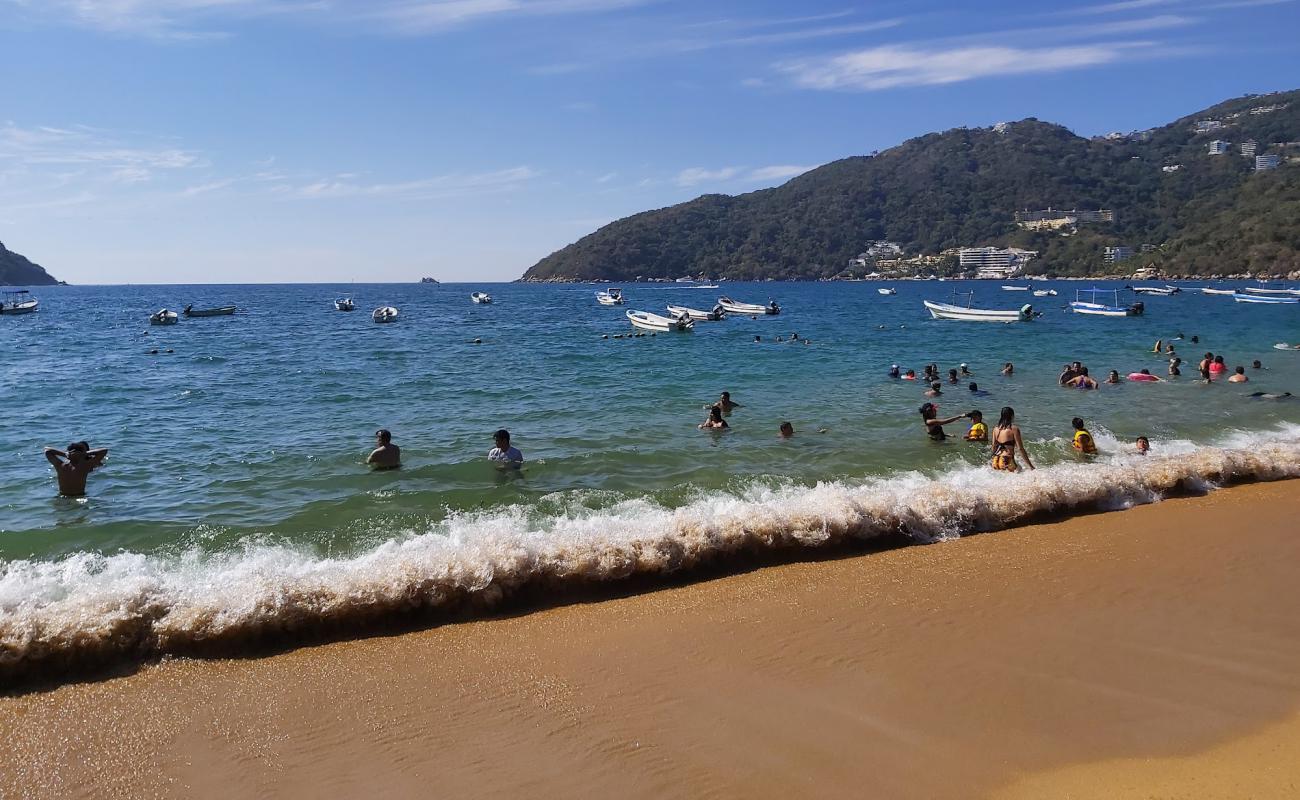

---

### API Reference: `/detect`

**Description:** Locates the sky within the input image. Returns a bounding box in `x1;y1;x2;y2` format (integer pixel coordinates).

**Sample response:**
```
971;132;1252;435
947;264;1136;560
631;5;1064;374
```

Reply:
1;0;1297;284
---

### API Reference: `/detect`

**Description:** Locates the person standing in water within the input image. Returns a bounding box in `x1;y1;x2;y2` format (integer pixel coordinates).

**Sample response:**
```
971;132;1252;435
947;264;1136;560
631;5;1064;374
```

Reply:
366;429;401;470
44;441;109;497
919;403;966;441
990;407;1035;472
488;429;524;466
716;392;741;413
699;406;729;430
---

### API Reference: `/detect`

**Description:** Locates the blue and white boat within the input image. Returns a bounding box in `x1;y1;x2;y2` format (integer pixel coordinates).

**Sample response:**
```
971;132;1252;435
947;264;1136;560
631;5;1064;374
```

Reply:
1233;292;1298;304
1070;288;1144;317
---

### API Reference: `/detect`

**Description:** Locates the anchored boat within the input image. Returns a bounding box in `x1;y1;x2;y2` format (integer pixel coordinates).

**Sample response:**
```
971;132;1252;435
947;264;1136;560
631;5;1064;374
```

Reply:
666;304;724;321
877;288;897;296
596;288;626;306
470;291;493;304
718;296;780;315
334;297;355;311
149;308;179;325
1070;288;1144;317
0;289;39;314
372;306;399;323
627;310;693;332
1233;293;1298;304
923;292;1033;323
183;304;236;317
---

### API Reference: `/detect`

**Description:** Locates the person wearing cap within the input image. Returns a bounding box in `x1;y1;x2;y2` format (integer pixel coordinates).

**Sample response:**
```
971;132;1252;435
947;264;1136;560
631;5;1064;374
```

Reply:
960;363;972;376
43;441;109;497
888;364;901;378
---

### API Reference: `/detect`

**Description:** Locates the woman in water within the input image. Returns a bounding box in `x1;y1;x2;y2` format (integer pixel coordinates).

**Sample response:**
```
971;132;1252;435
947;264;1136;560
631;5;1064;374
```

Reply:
699;405;729;430
1210;355;1227;378
919;402;967;441
990;407;1035;472
1001;362;1014;376
1105;370;1122;384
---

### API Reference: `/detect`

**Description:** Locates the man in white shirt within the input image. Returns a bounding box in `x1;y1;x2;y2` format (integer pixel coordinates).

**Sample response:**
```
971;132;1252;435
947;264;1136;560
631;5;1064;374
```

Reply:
488;429;523;468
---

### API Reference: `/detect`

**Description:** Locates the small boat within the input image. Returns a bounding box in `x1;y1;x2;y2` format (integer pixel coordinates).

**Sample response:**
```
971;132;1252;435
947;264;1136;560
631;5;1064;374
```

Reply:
877;288;897;296
335;297;355;311
1032;289;1058;297
372;306;399;323
923;292;1033;323
596;288;626;306
0;289;39;314
1130;286;1179;296
666;303;724;321
1200;288;1236;296
1243;286;1300;297
149;308;179;325
1001;285;1031;292
183;304;236;317
470;292;493;304
1273;343;1300;350
1233;293;1298;304
627;309;693;332
718;296;780;315
1070;288;1144;317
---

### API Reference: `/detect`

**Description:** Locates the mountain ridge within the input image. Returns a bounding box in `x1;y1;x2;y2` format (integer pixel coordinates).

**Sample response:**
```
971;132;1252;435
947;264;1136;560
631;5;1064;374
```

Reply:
0;242;61;286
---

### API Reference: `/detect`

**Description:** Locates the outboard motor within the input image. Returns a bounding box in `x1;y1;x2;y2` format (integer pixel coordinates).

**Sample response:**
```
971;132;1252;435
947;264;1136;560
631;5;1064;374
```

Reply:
1019;303;1033;321
1131;301;1145;316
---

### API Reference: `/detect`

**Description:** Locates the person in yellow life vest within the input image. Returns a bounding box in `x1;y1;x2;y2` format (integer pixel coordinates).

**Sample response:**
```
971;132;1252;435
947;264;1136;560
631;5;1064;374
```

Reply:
964;409;987;442
1071;417;1098;455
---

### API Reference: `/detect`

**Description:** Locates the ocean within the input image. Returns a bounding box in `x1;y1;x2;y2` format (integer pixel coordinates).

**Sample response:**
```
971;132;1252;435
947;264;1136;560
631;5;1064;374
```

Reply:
3;280;1299;678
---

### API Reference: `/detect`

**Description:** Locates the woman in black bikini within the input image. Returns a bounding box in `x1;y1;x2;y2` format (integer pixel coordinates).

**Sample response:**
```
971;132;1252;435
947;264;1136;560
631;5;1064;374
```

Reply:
919;402;967;441
990;406;1035;472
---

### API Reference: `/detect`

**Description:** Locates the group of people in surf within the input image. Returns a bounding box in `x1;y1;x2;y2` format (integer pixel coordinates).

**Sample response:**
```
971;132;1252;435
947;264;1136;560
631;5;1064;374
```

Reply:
698;392;812;438
364;428;523;472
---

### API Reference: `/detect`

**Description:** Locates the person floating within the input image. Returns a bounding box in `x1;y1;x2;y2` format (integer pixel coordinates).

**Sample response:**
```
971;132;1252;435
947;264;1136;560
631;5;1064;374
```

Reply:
1071;417;1098;455
1228;366;1249;383
990;407;1035;471
699;405;729;430
489;429;524;466
919;402;966;441
1128;369;1162;382
44;441;109;497
964;410;987;442
366;429;401;470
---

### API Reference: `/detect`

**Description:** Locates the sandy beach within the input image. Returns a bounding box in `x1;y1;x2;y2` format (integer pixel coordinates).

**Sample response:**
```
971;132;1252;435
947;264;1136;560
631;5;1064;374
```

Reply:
3;479;1299;799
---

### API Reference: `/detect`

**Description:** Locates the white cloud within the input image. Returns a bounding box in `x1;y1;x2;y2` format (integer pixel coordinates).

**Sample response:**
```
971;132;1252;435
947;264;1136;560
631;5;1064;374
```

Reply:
778;42;1145;91
0;123;203;172
595;171;618;183
1069;0;1179;14
674;167;740;187
287;166;540;199
747;165;814;181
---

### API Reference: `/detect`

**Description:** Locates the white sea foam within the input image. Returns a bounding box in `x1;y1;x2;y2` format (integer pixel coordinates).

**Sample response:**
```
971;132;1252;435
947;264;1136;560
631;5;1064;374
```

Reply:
3;425;1299;683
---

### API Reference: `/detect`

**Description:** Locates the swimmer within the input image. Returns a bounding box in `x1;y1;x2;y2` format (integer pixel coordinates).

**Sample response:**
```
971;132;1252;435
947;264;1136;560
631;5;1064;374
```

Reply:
990;407;1035;471
1249;392;1293;400
902;369;917;381
775;336;784;343
754;335;762;343
1198;352;1213;381
1001;362;1014;376
1128;369;1163;382
1135;436;1150;455
919;402;966;442
964;410;987;442
1227;366;1249;383
1152;339;1163;353
778;421;794;439
488;429;524;466
960;363;972;376
888;364;901;379
1067;367;1098;390
1168;357;1181;377
925;382;943;397
1209;354;1227;378
947;369;959;385
43;441;109;497
1252;360;1264;370
1071;417;1098;455
366;429;401;470
1105;370;1121;384
969;382;989;396
699;405;729;430
717;391;741;413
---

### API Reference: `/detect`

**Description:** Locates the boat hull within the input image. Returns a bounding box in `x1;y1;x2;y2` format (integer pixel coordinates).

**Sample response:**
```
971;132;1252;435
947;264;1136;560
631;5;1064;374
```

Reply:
627;310;693;332
666;305;722;321
718;297;778;315
923;300;1028;322
0;301;39;314
184;306;236;317
372;307;399;323
1234;293;1298;304
1070;302;1133;317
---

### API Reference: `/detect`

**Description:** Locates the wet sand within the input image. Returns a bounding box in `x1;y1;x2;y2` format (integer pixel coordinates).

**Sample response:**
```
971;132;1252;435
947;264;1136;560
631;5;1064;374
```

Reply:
3;480;1299;799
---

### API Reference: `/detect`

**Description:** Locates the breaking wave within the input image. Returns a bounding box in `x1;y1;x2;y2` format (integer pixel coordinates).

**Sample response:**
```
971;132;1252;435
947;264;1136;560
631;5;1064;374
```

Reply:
3;426;1299;684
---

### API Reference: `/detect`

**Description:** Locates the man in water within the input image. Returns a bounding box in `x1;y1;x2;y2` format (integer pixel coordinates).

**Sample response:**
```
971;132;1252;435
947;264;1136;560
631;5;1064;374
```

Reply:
44;441;109;497
489;429;524;467
1067;368;1098;390
1228;366;1249;383
888;364;901;379
925;382;943;397
1135;436;1150;455
968;382;989;396
366;429;401;469
778;421;794;439
717;391;741;413
960;363;972;376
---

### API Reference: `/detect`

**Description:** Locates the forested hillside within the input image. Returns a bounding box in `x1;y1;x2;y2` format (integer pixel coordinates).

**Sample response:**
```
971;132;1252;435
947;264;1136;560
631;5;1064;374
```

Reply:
523;89;1300;280
0;242;61;286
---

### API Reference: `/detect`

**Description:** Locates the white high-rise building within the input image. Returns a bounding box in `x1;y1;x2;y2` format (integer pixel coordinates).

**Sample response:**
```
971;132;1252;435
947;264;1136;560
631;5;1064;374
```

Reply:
1240;140;1258;157
1256;154;1281;171
1104;246;1134;264
1208;140;1230;155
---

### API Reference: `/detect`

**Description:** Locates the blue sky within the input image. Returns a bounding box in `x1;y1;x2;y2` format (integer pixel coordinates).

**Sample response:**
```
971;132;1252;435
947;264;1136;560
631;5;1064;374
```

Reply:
1;0;1296;284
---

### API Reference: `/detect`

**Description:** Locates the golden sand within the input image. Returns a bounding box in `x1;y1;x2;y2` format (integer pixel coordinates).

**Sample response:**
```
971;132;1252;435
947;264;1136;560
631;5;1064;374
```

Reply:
2;480;1298;799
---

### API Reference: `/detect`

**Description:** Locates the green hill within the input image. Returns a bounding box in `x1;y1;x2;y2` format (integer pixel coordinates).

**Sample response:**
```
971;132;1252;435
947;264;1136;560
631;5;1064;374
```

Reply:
522;89;1300;281
0;242;61;286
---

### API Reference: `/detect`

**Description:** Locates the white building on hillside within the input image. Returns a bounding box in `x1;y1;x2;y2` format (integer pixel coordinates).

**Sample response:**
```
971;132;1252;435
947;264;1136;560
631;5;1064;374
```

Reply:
960;247;1037;279
1104;246;1134;264
1241;140;1258;157
1256;154;1281;171
1208;140;1231;155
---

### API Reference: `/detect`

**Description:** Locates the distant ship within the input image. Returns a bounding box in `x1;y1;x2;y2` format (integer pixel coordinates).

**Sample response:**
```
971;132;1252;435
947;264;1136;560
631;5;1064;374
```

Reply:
420;277;440;284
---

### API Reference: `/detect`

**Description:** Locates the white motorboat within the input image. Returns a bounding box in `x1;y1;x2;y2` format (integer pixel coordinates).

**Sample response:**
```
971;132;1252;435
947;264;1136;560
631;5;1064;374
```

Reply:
149;308;179;325
718;296;779;315
1130;286;1179;296
1243;286;1300;297
666;304;723;321
923;293;1033;323
1001;285;1031;292
335;297;355;311
1070;288;1144;317
0;289;39;314
372;306;399;323
1200;288;1235;296
1032;289;1058;297
470;291;493;304
877;288;897;295
627;309;693;332
1233;293;1298;304
596;288;626;306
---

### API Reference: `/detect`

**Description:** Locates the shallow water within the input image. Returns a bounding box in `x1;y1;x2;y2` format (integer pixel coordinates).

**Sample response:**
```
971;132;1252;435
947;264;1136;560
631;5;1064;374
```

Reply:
2;280;1298;676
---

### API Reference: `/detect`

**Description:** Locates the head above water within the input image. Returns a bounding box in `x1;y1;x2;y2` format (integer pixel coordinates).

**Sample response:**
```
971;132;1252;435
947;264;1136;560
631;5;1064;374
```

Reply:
1253;360;1263;368
1235;366;1245;375
968;410;983;422
66;441;90;462
969;382;978;392
375;429;391;444
708;406;724;423
494;429;511;447
720;391;731;401
779;421;794;437
919;402;938;420
1072;417;1086;430
997;407;1016;427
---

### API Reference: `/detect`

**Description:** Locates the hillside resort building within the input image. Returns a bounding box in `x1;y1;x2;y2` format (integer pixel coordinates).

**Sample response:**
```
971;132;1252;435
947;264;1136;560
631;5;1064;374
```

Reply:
960;247;1038;279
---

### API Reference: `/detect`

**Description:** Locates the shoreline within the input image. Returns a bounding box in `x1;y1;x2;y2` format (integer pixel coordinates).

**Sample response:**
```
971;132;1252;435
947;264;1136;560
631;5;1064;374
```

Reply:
3;479;1299;798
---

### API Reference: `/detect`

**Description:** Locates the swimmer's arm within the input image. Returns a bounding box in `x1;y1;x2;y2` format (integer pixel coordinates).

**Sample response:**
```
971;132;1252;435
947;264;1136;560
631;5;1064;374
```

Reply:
44;447;65;466
365;447;381;464
935;415;965;426
86;448;108;467
1014;429;1035;470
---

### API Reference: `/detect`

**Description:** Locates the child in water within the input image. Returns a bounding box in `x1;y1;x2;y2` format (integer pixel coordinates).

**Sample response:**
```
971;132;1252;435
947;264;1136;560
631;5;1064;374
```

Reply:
1071;417;1098;455
1136;436;1150;455
964;410;987;442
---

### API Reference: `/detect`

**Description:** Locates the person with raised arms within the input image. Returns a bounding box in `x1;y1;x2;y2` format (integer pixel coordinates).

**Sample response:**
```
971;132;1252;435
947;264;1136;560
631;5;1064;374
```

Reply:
44;441;109;497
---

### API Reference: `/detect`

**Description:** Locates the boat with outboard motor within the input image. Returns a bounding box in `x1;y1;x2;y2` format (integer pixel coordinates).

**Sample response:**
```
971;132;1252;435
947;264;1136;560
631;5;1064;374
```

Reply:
470;291;493;304
596;288;626;306
1233;292;1298;304
923;291;1033;322
718;296;779;315
627;309;693;332
1070;288;1144;317
877;287;896;296
149;308;179;325
372;306;399;323
666;304;724;321
334;297;355;311
0;289;39;314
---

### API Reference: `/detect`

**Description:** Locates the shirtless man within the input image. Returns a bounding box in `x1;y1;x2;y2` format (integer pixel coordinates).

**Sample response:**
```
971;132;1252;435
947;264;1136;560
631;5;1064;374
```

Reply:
44;441;108;497
366;429;401;469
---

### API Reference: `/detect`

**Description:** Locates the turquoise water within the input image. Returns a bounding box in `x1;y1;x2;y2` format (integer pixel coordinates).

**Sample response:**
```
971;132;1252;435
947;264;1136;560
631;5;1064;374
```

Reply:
2;280;1299;678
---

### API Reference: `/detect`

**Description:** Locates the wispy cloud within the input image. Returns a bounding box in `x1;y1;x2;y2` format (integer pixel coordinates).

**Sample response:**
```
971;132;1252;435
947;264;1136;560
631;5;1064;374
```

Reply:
659;18;903;54
0;123;203;174
1069;0;1179;15
674;166;741;187
674;164;817;187
747;165;814;181
778;41;1151;90
284;166;540;199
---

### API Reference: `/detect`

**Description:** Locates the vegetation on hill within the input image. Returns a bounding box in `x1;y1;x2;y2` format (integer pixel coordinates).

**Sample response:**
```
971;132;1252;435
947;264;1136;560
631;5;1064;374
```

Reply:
0;242;61;286
522;89;1300;281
